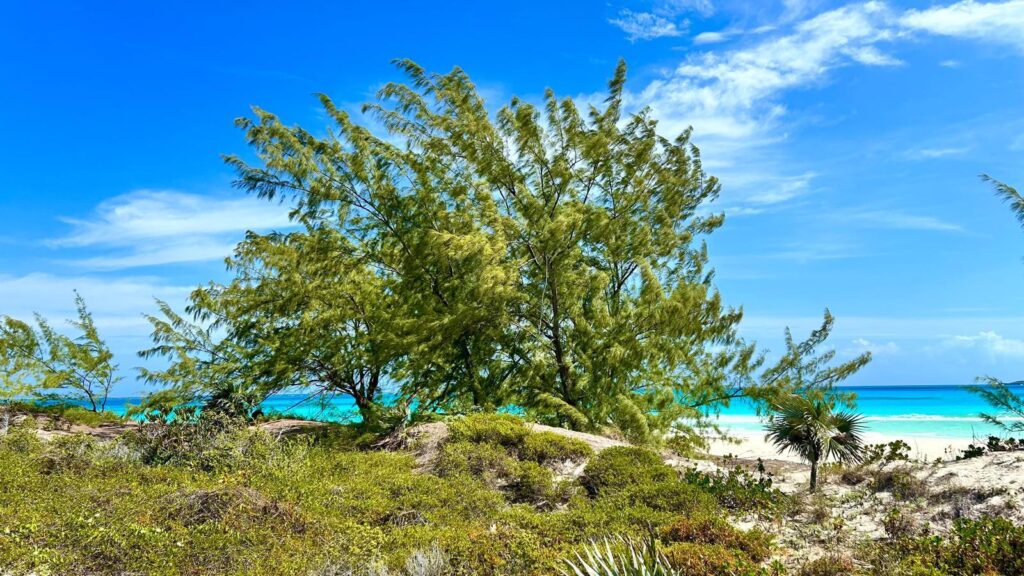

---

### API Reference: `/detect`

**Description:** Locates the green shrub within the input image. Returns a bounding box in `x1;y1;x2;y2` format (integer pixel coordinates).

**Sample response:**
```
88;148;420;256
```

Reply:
797;555;854;576
447;413;530;448
662;542;762;576
681;466;790;516
862;440;912;466
882;507;916;540
509;461;557;504
937;516;1024;575
660;515;772;562
434;440;516;481
581;446;675;495
520;431;593;464
621;481;717;515
4;400;125;427
123;411;269;471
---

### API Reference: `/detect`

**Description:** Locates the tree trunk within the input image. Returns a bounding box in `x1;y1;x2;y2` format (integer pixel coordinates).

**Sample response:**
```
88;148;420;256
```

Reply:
809;459;819;492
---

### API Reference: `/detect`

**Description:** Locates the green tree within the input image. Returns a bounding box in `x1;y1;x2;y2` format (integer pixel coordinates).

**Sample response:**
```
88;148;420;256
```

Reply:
967;175;1024;433
136;299;270;420
0;293;119;412
766;394;865;491
223;60;758;442
191;228;408;428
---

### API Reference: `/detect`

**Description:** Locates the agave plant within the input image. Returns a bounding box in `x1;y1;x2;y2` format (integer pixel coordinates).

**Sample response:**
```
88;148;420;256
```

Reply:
561;535;679;576
765;393;865;491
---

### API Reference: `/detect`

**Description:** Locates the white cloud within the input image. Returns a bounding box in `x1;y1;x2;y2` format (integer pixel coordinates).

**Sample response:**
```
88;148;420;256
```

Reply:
616;2;904;214
608;0;1024;215
0;273;192;336
904;146;970;159
610;10;687;41
662;0;714;16
943;331;1024;358
901;0;1024;52
48;190;293;269
632;2;897;141
843;209;965;232
610;0;716;42
694;30;730;44
846;337;900;355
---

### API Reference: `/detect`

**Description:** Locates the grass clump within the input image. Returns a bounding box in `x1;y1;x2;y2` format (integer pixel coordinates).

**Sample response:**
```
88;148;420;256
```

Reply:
868;467;927;501
797;555;854;576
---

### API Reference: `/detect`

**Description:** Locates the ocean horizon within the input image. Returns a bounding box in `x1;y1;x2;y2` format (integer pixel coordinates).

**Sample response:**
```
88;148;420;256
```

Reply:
88;384;1018;441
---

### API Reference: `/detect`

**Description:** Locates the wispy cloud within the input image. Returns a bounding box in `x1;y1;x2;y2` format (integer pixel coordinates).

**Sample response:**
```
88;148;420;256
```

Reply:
48;190;292;270
900;0;1024;53
765;242;860;262
843;209;965;232
619;2;901;213
611;0;1023;215
693;30;730;44
610;10;687;41
631;2;898;143
904;146;970;160
845;337;900;355
609;0;714;42
0;273;192;334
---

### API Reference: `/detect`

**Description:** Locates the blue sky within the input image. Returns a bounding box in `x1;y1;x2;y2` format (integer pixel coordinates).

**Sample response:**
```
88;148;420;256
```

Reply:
2;0;1024;395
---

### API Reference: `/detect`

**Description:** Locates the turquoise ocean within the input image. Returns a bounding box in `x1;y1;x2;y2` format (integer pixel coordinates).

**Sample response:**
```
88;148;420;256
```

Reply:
96;385;1020;441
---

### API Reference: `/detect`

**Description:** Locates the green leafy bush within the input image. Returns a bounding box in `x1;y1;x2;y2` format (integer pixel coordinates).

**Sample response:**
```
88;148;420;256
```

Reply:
862;440;912;466
620;481;717;515
520;431;593;464
434;440;516;481
681;466;790;516
509;461;558;504
581;446;675;495
447;413;530;448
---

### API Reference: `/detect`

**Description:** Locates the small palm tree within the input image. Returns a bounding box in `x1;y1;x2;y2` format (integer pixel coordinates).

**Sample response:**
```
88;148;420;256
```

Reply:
765;394;865;492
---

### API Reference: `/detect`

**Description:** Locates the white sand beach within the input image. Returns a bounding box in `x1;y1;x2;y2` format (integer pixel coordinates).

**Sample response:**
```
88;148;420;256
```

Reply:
708;429;976;462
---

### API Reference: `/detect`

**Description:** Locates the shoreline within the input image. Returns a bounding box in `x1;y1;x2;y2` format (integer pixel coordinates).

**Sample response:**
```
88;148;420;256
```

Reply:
708;428;976;462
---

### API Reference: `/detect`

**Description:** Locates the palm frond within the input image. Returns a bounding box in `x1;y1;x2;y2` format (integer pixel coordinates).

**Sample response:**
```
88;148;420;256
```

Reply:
982;174;1024;229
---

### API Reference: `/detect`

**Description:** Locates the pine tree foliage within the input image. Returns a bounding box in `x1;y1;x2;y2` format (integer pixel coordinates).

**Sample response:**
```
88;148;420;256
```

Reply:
968;175;1024;433
0;293;118;412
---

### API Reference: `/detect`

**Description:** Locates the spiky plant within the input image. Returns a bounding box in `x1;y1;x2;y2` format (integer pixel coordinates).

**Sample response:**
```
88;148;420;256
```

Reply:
561;535;679;576
765;394;865;491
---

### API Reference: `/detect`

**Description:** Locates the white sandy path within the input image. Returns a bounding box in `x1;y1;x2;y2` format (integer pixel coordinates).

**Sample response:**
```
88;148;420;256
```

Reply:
707;429;976;462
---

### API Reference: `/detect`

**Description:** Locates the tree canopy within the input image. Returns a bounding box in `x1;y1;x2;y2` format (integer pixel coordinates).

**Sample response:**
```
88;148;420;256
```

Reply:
0;293;118;412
